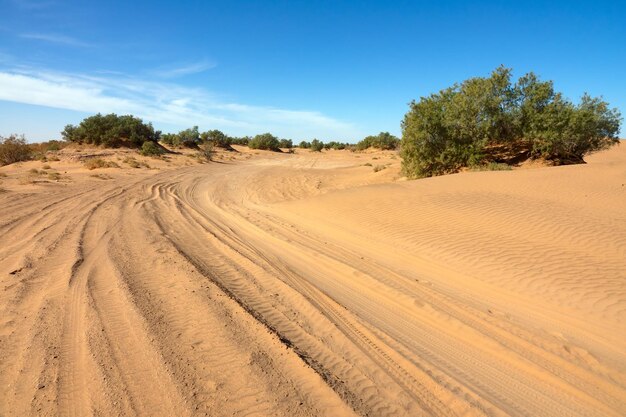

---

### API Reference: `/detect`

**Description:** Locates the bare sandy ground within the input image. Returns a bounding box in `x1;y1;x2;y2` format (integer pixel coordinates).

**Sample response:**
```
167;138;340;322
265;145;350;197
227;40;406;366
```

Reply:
1;143;625;416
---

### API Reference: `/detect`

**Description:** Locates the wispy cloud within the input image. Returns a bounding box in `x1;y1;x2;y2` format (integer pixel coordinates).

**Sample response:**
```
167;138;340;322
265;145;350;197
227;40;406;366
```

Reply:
19;32;91;47
153;60;217;78
0;68;358;139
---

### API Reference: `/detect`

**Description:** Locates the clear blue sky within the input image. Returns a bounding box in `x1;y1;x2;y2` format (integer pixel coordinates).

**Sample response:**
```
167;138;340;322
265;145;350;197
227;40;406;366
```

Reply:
0;0;624;141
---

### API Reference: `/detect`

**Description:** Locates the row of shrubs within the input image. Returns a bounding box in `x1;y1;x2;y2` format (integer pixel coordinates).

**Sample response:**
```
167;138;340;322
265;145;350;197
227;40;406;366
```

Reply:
400;66;622;178
0;135;70;166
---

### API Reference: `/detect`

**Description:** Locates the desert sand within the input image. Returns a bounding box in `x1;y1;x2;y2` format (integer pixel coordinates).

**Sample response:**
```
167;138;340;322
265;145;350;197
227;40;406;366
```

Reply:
1;143;625;417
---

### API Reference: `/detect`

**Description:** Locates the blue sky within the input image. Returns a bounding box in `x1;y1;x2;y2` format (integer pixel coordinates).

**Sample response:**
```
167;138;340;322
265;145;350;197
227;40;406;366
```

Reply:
0;0;624;142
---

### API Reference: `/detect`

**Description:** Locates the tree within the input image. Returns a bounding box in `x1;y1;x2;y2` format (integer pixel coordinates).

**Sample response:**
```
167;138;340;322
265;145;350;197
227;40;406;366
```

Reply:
248;133;280;151
356;132;399;150
310;139;324;152
401;66;622;178
62;113;158;147
299;140;311;149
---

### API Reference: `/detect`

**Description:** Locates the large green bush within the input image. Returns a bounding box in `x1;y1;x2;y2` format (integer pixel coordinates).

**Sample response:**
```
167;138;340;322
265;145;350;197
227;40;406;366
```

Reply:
356;132;399;151
0;134;32;165
401;67;622;178
248;133;280;151
62;113;159;147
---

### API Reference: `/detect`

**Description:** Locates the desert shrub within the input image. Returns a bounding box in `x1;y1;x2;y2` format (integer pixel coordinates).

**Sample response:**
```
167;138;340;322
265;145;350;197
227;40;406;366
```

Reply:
0;172;7;177
363;162;372;167
0;134;32;166
29;168;41;175
401;66;622;178
310;139;324;152
122;156;150;168
248;133;280;151
279;138;293;149
41;164;51;169
471;162;512;171
201;142;214;161
230;136;250;146
201;130;232;149
356;132;399;151
373;164;386;172
84;158;120;170
177;126;201;147
324;141;346;150
47;172;61;180
299;141;311;149
62;113;159;147
141;141;166;156
160;133;181;147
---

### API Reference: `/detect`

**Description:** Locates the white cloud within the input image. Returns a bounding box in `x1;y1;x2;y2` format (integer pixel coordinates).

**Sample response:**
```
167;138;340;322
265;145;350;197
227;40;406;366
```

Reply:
19;32;91;47
0;68;359;139
153;60;217;78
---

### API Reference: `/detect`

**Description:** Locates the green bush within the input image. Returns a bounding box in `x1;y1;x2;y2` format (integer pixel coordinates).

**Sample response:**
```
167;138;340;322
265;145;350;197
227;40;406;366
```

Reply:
310;139;324;152
62;113;159;147
201;129;232;148
356;132;399;151
141;141;166;156
0;134;32;166
279;138;293;148
230;136;250;146
201;142;214;161
401;66;622;178
248;133;280;151
324;141;347;150
299;140;311;149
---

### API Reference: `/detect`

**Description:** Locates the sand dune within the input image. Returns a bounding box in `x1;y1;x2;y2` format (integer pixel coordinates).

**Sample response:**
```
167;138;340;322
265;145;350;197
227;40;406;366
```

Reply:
1;143;625;416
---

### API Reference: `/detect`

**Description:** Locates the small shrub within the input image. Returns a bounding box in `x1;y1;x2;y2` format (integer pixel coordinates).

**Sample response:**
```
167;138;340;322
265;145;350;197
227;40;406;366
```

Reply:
310;139;324;152
279;138;293;149
84;158;119;170
0;134;32;166
141;141;166;157
201;142;214;161
90;173;112;180
47;172;61;181
0;172;7;177
248;133;280;151
363;162;372;167
48;156;61;162
373;164;386;172
202;130;233;149
122;157;141;168
42;164;51;170
472;162;512;171
29;168;41;175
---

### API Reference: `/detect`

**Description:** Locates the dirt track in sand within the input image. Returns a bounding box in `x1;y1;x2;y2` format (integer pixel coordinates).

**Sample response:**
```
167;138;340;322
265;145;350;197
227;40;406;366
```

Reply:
1;144;625;416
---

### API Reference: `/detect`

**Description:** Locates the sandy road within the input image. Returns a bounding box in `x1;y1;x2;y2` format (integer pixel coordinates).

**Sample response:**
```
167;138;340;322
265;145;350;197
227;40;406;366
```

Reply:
1;146;625;416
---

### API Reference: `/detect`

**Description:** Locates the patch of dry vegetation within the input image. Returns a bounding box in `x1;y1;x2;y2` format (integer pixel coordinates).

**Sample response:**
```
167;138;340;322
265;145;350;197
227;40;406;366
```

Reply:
84;158;120;170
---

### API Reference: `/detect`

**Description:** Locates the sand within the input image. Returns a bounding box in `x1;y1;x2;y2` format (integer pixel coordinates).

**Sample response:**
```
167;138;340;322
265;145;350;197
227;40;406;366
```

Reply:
0;143;625;416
